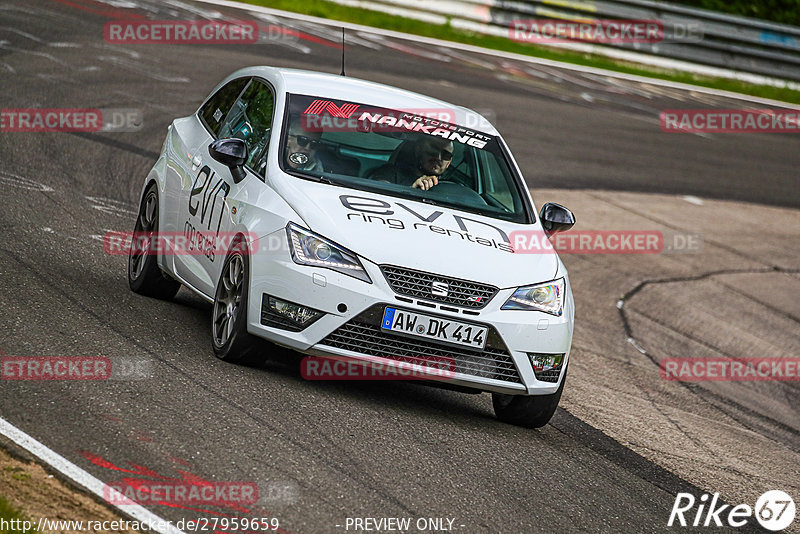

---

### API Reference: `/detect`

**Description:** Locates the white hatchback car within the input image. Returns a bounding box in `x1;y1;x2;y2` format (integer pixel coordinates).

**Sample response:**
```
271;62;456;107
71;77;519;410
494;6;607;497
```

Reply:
128;67;576;428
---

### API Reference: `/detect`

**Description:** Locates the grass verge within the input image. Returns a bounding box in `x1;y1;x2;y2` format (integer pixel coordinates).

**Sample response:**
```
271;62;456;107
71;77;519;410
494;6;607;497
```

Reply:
0;446;140;534
0;497;38;534
242;0;800;104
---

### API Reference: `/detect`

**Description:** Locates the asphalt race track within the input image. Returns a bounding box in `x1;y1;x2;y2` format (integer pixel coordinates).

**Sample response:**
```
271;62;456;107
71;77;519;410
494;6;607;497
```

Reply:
0;0;798;533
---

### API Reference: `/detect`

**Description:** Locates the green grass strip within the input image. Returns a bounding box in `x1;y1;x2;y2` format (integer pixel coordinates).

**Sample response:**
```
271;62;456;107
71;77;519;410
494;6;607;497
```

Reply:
242;0;800;104
0;496;38;534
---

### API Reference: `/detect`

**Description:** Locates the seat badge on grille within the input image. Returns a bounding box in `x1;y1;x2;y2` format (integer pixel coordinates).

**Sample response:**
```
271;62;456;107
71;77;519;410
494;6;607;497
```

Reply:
431;281;449;297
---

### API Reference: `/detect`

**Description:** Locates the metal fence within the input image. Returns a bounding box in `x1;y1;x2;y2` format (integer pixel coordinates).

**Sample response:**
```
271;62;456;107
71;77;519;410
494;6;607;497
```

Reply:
340;0;800;81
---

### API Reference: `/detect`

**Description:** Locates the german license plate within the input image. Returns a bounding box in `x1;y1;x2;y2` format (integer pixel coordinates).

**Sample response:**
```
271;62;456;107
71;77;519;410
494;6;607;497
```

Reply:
381;307;487;349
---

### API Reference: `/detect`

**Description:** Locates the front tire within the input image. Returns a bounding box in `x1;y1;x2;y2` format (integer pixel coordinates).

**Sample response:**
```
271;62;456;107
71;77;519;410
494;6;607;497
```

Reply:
492;368;567;428
212;242;260;364
128;183;181;299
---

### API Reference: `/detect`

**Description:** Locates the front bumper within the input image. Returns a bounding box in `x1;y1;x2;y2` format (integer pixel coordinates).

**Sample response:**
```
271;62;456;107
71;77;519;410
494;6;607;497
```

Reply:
247;229;573;396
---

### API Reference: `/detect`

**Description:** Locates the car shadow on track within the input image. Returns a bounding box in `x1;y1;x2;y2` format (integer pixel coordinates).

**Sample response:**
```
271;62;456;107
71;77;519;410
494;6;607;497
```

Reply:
162;289;499;425
251;340;500;424
155;287;559;434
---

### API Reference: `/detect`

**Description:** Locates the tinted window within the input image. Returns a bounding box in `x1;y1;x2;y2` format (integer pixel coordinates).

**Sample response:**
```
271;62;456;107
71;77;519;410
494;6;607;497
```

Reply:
279;94;531;224
219;79;275;177
199;77;249;137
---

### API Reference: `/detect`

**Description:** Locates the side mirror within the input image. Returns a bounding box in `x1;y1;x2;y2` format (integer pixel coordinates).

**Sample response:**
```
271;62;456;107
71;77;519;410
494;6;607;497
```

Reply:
209;138;248;183
539;202;575;234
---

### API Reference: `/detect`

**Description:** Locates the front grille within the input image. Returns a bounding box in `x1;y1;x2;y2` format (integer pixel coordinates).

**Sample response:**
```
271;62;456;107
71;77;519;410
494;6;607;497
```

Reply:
319;305;521;383
380;265;498;309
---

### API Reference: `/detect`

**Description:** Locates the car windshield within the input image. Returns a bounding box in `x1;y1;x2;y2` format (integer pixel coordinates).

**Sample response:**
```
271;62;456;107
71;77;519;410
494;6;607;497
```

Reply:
279;93;532;223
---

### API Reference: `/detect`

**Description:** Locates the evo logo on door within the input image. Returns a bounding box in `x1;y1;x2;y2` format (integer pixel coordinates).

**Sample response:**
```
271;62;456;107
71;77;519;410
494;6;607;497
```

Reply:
188;165;229;234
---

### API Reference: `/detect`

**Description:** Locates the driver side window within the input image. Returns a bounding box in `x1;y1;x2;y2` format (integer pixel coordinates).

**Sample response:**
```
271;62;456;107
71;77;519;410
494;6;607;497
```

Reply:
199;77;249;137
219;79;275;179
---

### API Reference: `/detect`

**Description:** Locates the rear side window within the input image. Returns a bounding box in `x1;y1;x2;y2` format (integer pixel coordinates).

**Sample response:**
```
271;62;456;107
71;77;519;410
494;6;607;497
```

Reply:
198;77;249;137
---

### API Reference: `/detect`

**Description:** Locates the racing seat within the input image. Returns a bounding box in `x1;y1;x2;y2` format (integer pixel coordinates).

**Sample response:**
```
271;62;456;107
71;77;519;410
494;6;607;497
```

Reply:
365;139;416;180
315;144;360;176
386;139;416;166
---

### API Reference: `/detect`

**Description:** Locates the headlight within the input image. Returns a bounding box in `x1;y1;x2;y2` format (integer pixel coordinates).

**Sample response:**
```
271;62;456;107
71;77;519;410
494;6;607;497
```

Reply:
501;278;564;316
286;223;371;283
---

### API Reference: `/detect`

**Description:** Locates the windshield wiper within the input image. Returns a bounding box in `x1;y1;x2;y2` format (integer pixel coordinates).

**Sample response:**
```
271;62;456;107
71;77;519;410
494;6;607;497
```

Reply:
418;195;469;211
290;169;341;186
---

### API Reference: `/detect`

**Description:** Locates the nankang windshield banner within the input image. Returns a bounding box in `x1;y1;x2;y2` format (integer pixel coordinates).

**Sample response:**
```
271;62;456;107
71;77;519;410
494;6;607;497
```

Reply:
291;94;497;149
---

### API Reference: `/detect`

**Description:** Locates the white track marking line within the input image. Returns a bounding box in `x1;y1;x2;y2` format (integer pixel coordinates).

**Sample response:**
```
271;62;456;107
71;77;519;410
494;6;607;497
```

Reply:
0;416;186;534
0;171;54;192
190;0;800;110
682;195;705;205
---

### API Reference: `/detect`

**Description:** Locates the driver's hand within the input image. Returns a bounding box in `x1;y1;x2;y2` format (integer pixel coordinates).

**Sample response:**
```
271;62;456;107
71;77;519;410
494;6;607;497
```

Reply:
412;175;438;190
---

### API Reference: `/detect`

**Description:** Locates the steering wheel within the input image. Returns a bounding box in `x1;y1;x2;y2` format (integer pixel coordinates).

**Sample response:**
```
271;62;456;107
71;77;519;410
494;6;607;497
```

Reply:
430;180;488;206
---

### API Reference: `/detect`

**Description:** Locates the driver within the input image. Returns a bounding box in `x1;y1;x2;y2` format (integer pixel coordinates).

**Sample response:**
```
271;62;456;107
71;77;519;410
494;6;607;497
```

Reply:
285;117;324;172
371;136;453;190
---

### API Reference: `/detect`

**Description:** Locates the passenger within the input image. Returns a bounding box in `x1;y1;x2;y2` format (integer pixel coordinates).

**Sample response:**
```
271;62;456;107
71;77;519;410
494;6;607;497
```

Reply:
285;118;324;172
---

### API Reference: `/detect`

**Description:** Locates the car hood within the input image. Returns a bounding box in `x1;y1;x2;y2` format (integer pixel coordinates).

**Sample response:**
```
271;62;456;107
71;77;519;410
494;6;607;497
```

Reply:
276;178;559;289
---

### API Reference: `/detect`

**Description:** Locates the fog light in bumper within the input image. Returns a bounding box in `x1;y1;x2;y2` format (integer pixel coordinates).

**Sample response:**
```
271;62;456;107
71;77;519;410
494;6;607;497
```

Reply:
528;353;565;383
261;295;323;331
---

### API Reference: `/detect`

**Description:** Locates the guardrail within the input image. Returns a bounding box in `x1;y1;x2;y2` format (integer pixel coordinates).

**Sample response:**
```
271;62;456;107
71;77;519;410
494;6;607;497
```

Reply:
332;0;800;82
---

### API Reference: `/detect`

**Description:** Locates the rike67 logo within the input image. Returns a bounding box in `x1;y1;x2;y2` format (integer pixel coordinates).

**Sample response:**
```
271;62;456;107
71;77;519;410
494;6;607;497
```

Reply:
669;490;796;531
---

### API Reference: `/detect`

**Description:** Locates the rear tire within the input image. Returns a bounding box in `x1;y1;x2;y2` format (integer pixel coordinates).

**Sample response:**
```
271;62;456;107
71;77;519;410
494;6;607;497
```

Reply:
128;183;181;299
492;368;567;428
212;241;260;365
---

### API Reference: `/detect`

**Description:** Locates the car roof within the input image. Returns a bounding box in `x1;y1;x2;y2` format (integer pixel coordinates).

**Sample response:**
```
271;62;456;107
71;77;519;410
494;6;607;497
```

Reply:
236;66;499;136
